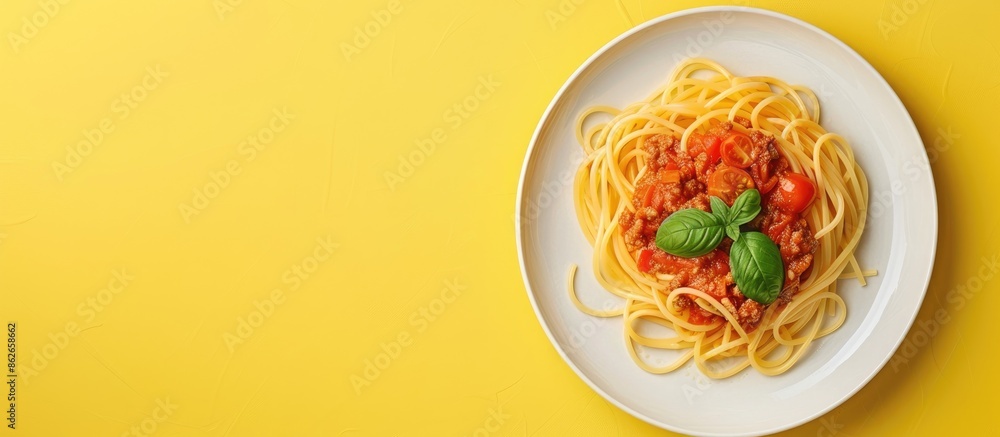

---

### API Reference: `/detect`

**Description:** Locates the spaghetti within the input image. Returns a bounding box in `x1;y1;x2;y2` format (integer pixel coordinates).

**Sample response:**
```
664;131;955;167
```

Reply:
570;58;872;378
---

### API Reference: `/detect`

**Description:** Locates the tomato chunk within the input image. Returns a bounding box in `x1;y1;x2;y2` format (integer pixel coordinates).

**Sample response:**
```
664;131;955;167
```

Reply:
687;133;721;164
658;169;680;184
721;133;754;168
639;185;655;207
752;160;780;194
708;166;755;204
637;249;654;273
769;173;816;213
688;307;718;325
704;135;722;163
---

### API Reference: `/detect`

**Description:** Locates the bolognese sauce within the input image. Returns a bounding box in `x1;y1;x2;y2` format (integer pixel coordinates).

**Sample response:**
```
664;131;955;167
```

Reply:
619;120;818;331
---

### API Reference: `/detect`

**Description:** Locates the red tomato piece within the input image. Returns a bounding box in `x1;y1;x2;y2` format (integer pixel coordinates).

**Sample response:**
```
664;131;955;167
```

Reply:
720;133;754;168
658;169;680;184
708;166;755;204
770;173;816;213
752;160;780;194
688;307;717;325
637;249;654;273
704;135;722;163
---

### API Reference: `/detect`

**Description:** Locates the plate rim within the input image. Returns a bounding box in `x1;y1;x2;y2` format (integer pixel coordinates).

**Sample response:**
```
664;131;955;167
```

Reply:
514;5;938;436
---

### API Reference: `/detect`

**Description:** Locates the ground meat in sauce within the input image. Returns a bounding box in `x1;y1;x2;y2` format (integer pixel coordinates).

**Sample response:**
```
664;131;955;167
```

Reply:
755;206;818;305
621;123;817;332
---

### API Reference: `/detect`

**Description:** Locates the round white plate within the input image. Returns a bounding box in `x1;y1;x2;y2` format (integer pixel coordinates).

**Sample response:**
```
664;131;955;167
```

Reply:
515;6;937;436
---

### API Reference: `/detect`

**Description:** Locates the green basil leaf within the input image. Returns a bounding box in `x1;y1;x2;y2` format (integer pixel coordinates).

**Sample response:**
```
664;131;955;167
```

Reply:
655;209;725;258
709;196;730;222
728;189;762;227
726;223;741;242
730;232;785;305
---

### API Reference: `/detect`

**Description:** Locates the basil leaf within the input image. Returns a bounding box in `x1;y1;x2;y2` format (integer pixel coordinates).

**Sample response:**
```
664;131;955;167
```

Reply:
709;196;730;222
655;209;725;258
730;232;785;305
726;223;741;242
728;189;761;227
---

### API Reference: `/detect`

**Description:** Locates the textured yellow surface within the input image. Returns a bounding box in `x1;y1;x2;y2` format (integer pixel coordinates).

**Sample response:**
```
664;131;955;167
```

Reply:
0;0;996;435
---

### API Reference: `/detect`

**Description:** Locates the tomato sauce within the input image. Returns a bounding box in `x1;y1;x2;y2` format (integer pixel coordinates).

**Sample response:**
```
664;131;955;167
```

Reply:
620;122;818;331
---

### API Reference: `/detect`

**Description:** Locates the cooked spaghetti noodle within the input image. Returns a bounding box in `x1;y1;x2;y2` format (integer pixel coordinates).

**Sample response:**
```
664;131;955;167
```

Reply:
570;58;872;378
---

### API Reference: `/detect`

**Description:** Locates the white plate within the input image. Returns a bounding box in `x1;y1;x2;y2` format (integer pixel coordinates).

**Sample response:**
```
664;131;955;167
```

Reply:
515;6;937;436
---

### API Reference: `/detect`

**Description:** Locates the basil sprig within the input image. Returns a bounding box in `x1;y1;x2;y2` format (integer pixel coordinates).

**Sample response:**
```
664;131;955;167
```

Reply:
710;190;763;242
727;188;761;232
653;189;782;305
730;232;785;304
654;208;725;258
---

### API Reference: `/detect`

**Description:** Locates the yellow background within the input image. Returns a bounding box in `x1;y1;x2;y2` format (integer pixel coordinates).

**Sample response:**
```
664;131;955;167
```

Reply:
0;0;995;435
